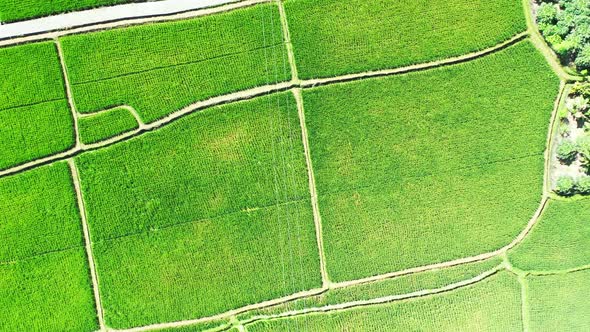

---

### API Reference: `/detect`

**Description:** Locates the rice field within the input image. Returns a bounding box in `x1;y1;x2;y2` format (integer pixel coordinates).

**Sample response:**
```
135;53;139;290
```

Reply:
0;42;74;170
0;0;585;330
284;0;527;79
303;40;559;281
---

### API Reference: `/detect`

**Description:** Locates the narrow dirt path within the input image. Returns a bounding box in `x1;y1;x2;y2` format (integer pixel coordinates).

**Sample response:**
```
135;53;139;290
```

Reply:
68;159;106;331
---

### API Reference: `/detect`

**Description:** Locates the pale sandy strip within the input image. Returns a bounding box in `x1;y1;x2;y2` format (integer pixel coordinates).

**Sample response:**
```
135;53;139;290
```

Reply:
77;105;147;129
0;0;271;47
55;38;81;147
68;159;106;331
518;275;530;332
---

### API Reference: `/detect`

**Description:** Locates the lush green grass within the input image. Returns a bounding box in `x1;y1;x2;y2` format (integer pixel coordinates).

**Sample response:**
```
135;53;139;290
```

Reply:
79;107;139;145
238;257;502;320
284;0;527;79
76;93;321;327
0;162;83;262
0;162;96;331
60;3;290;123
0;0;148;22
0;42;75;170
527;269;590;332
509;199;590;271
247;271;522;332
302;40;559;282
0;248;98;331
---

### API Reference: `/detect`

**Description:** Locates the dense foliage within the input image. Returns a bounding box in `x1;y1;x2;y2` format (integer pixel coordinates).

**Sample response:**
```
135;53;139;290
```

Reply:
285;0;526;79
60;4;290;123
536;0;590;71
76;93;320;327
303;41;559;281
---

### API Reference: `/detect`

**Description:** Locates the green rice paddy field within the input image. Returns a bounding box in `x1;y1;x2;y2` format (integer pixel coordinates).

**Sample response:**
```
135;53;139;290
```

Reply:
0;0;588;331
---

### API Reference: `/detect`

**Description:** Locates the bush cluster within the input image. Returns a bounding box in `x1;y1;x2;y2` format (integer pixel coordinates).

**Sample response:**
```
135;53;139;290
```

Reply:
537;0;590;72
555;175;590;195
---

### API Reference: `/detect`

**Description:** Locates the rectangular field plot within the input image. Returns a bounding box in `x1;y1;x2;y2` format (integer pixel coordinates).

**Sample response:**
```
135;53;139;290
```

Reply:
0;163;97;331
60;3;290;123
527;270;590;332
284;0;526;79
0;42;74;170
508;199;590;271
246;272;522;331
76;93;321;327
78;106;139;145
303;40;559;282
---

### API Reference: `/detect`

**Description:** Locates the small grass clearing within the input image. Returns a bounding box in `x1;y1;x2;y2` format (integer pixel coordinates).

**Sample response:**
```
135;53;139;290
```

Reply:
78;107;139;144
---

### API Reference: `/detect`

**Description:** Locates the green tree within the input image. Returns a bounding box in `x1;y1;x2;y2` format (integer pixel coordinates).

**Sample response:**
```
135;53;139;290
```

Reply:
577;176;590;194
555;176;577;196
557;139;578;164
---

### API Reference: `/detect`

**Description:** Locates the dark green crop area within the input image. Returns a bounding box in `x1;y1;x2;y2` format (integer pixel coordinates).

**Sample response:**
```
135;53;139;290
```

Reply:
509;199;590;271
527;269;590;332
0;0;149;23
0;42;75;170
284;0;527;79
75;93;321;327
0;163;97;331
303;40;559;282
60;3;291;123
247;272;522;331
78;107;139;145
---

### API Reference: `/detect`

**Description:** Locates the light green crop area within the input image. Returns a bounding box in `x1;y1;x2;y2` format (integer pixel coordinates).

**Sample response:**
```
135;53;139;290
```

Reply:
238;257;502;321
284;0;526;79
247;272;522;332
0;163;97;331
76;93;321;328
0;0;147;23
60;3;291;123
303;41;559;282
0;42;74;170
509;199;590;271
527;269;590;332
78;107;139;144
0;162;83;262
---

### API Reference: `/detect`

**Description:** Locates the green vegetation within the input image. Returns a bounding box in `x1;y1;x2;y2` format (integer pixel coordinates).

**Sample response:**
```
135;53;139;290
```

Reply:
556;139;577;163
554;175;577;196
527;269;590;332
303;41;559;282
509;199;590;271
0;249;98;331
0;162;96;331
78;107;139;145
284;0;526;79
536;0;590;72
76;93;321;327
238;257;502;320
246;272;522;332
60;3;290;123
0;42;75;170
0;162;83;262
0;0;148;22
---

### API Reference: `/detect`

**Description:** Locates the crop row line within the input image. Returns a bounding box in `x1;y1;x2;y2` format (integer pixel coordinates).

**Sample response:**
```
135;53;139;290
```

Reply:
0;32;531;180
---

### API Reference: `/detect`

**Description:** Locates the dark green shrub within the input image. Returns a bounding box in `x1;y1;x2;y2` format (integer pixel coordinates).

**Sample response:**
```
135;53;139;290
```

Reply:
575;45;590;70
577;176;590;194
555;176;577;196
537;3;558;25
557;139;578;164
